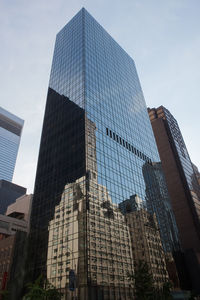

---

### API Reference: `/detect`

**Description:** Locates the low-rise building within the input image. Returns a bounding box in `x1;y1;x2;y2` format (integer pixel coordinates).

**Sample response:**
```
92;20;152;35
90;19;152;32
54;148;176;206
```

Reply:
0;194;32;299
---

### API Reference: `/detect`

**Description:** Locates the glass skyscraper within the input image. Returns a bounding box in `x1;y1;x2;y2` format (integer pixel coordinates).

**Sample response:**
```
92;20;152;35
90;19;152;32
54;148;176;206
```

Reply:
29;8;179;299
148;106;200;292
0;107;24;182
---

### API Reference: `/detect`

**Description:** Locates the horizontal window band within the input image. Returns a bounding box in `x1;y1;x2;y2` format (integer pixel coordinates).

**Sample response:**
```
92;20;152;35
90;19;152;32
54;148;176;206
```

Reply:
106;127;152;165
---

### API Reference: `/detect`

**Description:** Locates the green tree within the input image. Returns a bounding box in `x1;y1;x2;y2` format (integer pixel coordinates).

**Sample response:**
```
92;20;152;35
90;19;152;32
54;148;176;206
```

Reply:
23;275;62;300
128;260;173;300
128;260;155;300
45;281;62;300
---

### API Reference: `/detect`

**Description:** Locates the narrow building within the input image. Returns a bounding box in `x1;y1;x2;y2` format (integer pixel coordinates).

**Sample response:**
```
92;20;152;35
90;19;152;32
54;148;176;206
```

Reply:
148;106;200;292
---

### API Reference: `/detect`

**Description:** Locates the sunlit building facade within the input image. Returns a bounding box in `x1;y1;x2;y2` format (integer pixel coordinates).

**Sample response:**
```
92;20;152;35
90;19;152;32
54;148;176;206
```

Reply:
29;9;176;299
47;175;134;299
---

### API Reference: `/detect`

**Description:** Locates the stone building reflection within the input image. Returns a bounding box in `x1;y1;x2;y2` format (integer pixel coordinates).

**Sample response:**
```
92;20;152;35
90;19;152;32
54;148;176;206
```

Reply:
47;173;134;299
119;194;169;288
142;162;180;253
45;89;134;299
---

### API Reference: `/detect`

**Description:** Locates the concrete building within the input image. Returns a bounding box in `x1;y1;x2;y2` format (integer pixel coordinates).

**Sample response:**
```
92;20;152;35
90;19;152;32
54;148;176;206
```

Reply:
0;194;32;298
0;234;15;291
6;194;32;232
119;195;169;288
148;106;200;292
47;175;134;299
0;214;28;238
0;215;28;293
0;180;26;215
0;107;24;182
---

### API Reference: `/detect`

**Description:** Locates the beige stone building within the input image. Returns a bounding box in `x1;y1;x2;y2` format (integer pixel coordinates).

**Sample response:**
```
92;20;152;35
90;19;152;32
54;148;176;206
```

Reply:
47;174;134;300
6;194;32;232
119;195;169;288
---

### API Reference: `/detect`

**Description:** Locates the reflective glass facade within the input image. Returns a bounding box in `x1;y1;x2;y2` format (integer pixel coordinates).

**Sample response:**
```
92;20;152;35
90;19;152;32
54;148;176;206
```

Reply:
142;162;180;253
148;106;200;248
0;107;24;182
30;9;178;299
148;106;200;292
162;107;200;221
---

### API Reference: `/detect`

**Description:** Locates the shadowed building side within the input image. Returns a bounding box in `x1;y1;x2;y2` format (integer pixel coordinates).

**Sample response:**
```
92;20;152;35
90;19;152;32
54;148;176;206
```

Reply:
29;88;86;281
148;106;200;292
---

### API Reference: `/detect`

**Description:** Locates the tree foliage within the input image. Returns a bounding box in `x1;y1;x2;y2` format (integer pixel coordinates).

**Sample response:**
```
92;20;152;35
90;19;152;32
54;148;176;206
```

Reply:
23;275;62;300
128;260;173;300
130;260;155;299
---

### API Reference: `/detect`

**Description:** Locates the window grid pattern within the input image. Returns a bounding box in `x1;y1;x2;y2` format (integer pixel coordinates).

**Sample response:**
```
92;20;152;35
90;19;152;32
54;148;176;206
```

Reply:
30;8;174;300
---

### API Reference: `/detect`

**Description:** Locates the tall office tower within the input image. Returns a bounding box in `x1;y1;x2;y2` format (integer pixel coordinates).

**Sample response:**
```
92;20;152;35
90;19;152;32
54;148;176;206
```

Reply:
0;107;24;182
148;106;200;292
29;9;173;299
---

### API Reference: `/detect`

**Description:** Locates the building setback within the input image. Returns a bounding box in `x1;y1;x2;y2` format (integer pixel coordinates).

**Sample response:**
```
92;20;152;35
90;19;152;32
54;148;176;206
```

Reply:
0;107;24;182
0;180;26;215
29;9;176;300
148;106;200;292
6;194;32;232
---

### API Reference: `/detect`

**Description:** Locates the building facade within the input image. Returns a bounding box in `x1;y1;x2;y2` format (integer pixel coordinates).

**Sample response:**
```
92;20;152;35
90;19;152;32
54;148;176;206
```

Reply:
148;106;200;292
0;107;24;182
0;194;32;299
29;9;175;299
192;163;200;188
6;194;32;232
142;162;180;253
0;214;28;295
0;180;26;215
119;195;169;288
47;176;134;299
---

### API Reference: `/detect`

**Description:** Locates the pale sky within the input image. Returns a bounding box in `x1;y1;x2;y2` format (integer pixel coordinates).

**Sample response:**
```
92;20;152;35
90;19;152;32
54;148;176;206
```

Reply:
1;0;199;193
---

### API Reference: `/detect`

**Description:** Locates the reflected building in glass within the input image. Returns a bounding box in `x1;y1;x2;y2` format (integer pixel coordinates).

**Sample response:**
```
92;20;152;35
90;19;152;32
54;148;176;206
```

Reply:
119;194;170;288
142;162;180;253
148;106;200;292
29;9;178;299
